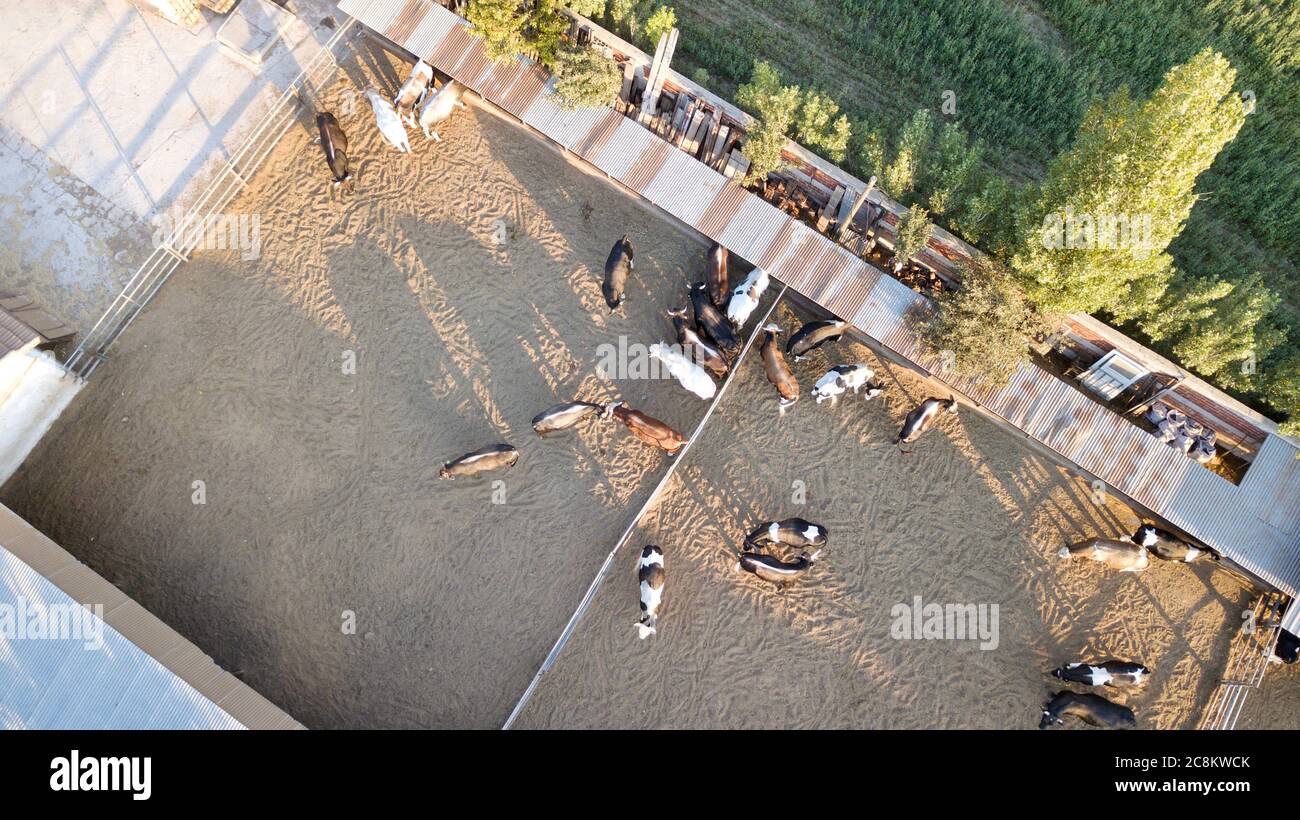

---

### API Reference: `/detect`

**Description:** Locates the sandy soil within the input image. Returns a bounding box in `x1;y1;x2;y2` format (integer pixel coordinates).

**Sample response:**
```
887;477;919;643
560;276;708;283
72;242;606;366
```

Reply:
513;301;1268;729
1240;661;1300;729
1;56;716;729
3;47;1293;729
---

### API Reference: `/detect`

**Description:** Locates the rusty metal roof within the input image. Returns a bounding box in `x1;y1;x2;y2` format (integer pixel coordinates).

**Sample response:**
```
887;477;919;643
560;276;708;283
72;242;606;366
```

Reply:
339;0;1300;598
0;307;42;356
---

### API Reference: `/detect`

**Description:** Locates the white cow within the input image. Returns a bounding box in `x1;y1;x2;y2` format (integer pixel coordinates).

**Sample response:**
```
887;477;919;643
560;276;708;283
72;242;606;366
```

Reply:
726;267;769;328
812;364;883;404
393;60;434;126
417;80;467;142
364;89;411;153
650;342;716;400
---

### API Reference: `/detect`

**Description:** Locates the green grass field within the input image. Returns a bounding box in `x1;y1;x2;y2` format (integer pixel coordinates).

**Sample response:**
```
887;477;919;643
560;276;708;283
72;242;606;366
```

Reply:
666;0;1299;308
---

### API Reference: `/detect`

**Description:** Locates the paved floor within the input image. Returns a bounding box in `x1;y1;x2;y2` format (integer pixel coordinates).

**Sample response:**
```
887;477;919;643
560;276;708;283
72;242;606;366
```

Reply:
0;0;341;332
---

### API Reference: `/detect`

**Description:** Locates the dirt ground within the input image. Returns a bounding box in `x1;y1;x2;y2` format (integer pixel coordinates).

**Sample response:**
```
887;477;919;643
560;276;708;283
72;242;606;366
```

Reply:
1240;661;1300;729
3;49;1294;729
1;58;716;729
511;301;1270;729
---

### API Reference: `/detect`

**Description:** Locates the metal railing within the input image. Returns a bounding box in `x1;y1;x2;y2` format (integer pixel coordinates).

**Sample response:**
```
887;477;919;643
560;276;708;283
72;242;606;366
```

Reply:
1198;592;1284;730
502;286;789;729
63;17;358;380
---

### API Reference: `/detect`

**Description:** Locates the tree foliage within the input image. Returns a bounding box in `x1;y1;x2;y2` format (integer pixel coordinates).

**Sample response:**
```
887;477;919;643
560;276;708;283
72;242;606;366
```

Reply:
735;59;785;115
565;0;605;16
1267;352;1300;438
795;91;851;163
606;0;636;28
856;126;887;181
643;5;676;49
467;0;528;63
892;204;933;268
950;174;1016;256
552;44;623;109
882;109;935;200
921;258;1050;387
923;122;982;217
737;60;800;185
1139;272;1284;386
1012;49;1248;316
467;0;568;66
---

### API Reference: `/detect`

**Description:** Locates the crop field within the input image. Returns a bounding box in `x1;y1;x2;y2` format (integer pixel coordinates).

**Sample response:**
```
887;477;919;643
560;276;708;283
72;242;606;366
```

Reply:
668;0;1300;304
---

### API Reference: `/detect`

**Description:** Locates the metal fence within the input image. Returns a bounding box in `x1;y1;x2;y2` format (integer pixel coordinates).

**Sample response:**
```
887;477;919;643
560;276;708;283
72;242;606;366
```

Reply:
502;286;789;729
63;17;358;380
1198;592;1284;730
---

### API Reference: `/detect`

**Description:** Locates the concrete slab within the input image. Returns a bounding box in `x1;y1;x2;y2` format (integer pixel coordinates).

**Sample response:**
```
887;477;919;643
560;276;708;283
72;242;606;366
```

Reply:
0;0;340;221
0;0;343;333
218;0;312;66
0;350;83;485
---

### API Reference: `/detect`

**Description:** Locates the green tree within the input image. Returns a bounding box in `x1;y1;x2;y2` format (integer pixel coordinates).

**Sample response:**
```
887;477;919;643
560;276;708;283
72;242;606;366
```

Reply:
467;0;527;63
892;204;933;270
1140;272;1284;387
467;0;566;66
1265;351;1300;438
1012;49;1249;316
882;109;934;200
607;0;636;29
552;44;622;109
951;174;1016;256
795;91;851;163
565;0;604;16
737;61;800;185
736;59;785;115
642;5;676;49
857;126;887;180
923;122;982;217
741;92;799;185
524;0;569;66
920;258;1049;387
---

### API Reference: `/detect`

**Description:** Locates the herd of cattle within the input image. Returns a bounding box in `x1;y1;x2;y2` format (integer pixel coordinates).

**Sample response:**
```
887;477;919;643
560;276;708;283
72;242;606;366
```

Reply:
436;234;964;633
1049;521;1300;728
329;58;1298;729
444;229;1300;730
313;60;469;188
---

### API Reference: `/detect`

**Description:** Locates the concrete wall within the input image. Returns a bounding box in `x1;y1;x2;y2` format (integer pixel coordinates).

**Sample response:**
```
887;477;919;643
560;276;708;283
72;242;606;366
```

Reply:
0;350;83;485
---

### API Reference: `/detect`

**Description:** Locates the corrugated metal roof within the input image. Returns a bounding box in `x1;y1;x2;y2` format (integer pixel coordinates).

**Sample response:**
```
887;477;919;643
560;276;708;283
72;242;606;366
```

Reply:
1241;435;1300;536
0;306;42;356
0;546;245;729
0;504;302;729
642;148;720;227
342;0;1300;597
